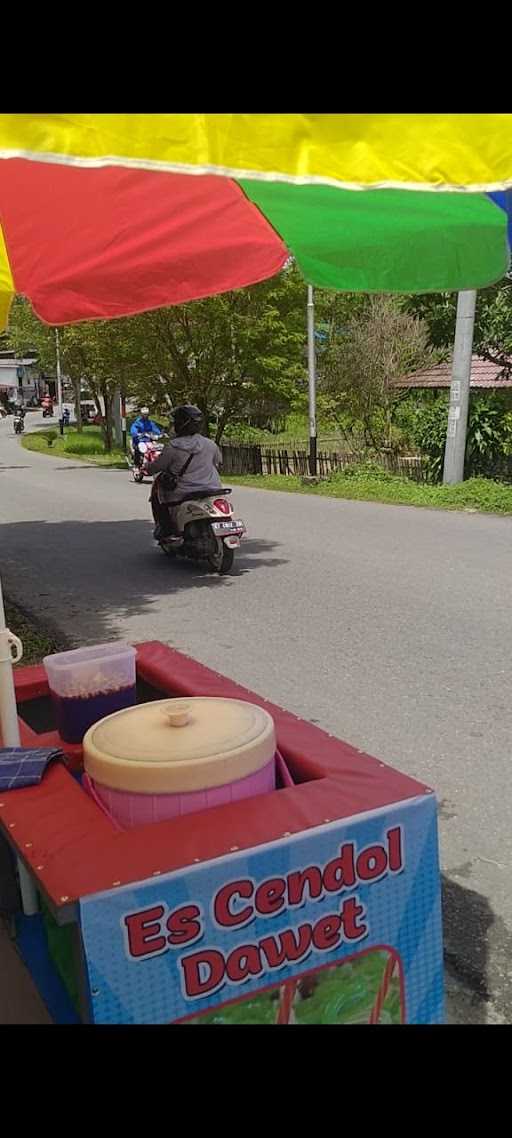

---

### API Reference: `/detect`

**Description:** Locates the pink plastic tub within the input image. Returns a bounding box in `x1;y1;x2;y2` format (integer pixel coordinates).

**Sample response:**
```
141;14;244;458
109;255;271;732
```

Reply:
89;756;276;829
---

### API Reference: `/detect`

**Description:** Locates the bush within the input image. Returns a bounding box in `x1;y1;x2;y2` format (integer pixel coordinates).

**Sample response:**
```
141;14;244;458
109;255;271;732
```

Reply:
411;393;512;482
411;397;448;481
334;460;397;483
222;423;274;444
391;397;425;451
465;396;508;476
45;430;58;447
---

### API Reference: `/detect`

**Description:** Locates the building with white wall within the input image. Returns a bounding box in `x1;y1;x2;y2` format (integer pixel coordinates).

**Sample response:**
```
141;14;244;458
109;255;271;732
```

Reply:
0;353;43;407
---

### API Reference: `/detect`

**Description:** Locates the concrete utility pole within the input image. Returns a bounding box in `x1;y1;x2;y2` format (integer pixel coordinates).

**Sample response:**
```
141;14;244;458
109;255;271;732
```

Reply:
307;286;318;476
442;290;477;485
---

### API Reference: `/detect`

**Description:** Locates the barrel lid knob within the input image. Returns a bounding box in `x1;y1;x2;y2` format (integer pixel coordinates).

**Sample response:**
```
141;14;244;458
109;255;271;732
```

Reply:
161;704;191;728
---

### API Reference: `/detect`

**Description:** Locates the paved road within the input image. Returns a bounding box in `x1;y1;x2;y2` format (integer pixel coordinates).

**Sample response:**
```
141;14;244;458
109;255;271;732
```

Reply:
1;413;512;1022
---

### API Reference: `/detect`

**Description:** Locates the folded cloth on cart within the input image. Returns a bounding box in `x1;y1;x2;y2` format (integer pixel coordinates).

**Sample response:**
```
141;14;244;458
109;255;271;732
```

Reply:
0;747;63;790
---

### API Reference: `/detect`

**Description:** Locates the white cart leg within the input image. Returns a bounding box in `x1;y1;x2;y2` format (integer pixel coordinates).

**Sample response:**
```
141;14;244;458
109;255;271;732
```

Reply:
0;578;39;916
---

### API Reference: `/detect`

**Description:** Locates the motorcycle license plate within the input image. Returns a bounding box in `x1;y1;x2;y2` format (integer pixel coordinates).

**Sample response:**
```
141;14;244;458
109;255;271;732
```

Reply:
212;520;245;534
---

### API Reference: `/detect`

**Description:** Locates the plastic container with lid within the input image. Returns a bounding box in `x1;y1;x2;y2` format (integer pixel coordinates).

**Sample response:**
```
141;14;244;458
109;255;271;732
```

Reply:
43;642;137;745
83;697;276;827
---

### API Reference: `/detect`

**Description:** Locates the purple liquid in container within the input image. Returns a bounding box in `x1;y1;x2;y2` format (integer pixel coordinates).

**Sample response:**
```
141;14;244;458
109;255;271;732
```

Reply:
52;683;137;744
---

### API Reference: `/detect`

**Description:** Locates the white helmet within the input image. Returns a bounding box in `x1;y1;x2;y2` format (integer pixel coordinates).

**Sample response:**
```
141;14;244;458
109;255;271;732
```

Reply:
140;406;149;416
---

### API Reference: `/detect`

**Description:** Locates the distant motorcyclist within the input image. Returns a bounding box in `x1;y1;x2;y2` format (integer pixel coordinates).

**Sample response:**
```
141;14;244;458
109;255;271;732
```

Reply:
130;406;162;468
13;406;26;434
148;405;222;535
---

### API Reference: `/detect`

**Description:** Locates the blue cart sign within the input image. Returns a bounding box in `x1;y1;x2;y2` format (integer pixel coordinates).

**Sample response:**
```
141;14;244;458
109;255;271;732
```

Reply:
79;794;443;1025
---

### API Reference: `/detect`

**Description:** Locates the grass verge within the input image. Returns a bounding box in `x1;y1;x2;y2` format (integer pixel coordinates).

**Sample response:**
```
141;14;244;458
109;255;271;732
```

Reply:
22;426;127;468
228;467;512;515
4;598;63;666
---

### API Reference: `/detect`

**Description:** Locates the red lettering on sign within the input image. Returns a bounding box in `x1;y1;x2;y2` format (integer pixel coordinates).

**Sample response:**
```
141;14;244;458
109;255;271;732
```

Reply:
340;896;368;941
323;843;357;893
166;904;202;947
226;945;263;983
124;906;165;959
312;914;343;951
387;826;403;872
214;880;253;928
356;845;388;881
287;867;323;907
254;877;286;917
181;949;225;998
259;923;313;968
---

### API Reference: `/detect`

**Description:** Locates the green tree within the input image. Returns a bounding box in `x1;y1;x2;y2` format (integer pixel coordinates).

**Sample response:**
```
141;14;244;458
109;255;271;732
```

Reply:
57;319;143;450
317;294;435;449
405;276;512;375
126;263;306;441
4;264;307;447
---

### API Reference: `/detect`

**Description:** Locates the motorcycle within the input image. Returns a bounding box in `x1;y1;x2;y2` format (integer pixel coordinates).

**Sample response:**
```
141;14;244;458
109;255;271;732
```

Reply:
151;477;246;575
14;411;25;435
42;405;54;418
128;433;165;483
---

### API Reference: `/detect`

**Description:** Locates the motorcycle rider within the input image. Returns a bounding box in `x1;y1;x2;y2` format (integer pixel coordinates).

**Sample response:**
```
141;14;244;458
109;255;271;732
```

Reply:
130;406;162;468
148;404;223;537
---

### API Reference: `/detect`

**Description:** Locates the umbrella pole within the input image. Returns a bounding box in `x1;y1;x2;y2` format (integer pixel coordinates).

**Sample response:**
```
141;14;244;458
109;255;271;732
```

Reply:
0;578;22;747
0;579;39;916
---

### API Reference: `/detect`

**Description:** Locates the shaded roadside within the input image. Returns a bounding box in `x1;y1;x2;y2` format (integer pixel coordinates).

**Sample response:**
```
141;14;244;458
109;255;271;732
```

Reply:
4;597;66;666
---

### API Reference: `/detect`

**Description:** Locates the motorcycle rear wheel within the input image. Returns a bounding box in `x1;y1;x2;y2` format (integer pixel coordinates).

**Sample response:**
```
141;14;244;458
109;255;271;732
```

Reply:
208;543;234;575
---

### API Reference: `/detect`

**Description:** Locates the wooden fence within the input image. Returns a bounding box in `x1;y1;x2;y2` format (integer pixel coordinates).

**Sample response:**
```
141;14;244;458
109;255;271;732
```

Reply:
220;443;429;482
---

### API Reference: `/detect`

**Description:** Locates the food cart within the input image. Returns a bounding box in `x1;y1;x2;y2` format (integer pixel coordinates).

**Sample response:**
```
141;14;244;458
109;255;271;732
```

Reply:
1;641;443;1024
